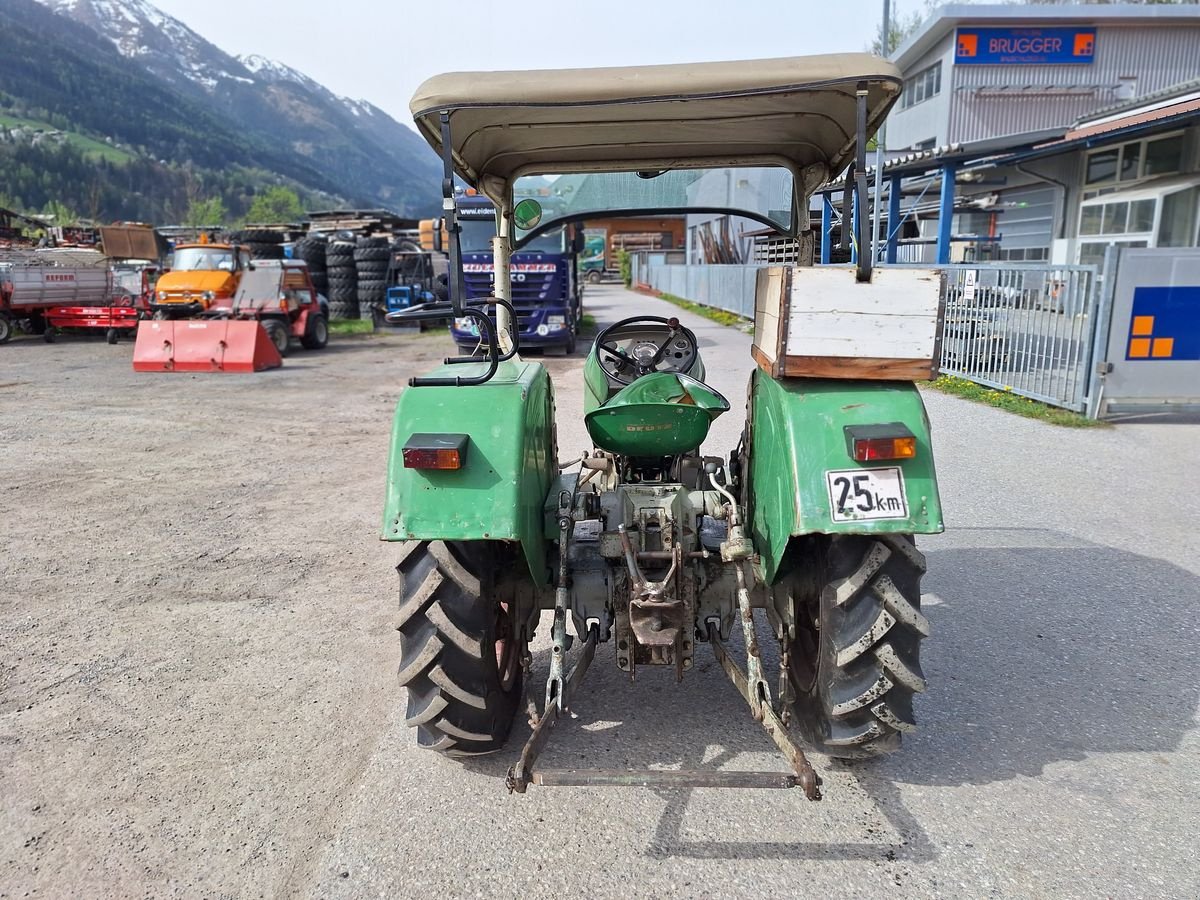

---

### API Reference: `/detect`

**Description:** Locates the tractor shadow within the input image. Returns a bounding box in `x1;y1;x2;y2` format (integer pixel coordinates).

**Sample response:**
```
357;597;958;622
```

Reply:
463;626;937;862
465;527;1199;862
877;530;1200;788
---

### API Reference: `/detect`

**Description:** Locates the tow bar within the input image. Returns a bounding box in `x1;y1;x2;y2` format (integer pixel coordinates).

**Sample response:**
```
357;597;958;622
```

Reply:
505;617;822;799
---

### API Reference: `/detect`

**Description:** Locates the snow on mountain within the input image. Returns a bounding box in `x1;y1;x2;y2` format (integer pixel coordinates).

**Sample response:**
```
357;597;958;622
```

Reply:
342;98;378;119
238;54;377;115
239;54;315;91
34;0;250;90
28;0;440;212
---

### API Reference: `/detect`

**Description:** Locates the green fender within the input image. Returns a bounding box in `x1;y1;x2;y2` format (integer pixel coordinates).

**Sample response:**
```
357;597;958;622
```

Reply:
746;370;944;584
380;360;555;586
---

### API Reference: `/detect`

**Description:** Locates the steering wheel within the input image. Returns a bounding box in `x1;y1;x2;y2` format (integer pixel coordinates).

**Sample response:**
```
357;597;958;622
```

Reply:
594;315;699;385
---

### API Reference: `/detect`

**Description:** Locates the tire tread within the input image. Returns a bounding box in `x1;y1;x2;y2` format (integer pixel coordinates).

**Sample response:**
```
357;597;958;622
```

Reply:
394;540;520;755
789;534;928;758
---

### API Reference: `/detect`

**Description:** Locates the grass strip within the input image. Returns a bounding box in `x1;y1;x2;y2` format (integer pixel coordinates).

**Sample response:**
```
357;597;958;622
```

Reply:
654;292;751;329
328;319;375;336
928;375;1104;427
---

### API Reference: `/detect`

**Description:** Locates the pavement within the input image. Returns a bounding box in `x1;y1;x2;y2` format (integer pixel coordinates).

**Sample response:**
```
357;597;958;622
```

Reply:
2;283;1197;899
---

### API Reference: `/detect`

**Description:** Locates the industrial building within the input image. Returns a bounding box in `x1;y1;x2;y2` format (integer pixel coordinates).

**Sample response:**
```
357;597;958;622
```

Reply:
887;3;1200;151
846;3;1200;266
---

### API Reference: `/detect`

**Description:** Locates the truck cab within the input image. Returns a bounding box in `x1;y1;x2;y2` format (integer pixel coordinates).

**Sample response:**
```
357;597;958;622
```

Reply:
451;193;581;354
151;242;252;318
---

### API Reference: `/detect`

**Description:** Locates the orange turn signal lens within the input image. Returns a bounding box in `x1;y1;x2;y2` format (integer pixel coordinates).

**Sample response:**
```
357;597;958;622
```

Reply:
845;423;918;462
853;436;917;462
402;448;462;469
402;433;469;470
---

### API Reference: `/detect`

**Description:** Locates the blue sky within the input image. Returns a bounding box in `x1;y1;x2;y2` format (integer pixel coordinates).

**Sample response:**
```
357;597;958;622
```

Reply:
154;0;894;126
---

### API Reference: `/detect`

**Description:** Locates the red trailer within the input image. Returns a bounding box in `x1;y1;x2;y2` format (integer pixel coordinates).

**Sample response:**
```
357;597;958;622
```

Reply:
0;259;158;344
1;261;110;343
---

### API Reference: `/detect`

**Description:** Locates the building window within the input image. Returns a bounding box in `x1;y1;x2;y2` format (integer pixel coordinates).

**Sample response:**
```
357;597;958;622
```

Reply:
1145;134;1185;178
1084;132;1186;192
1078;240;1146;268
997;247;1048;262
1158;187;1199;247
1077;181;1200;263
1085;148;1119;185
902;63;942;109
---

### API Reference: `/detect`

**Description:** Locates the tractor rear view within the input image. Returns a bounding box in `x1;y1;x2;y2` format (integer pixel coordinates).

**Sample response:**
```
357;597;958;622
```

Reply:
382;54;945;798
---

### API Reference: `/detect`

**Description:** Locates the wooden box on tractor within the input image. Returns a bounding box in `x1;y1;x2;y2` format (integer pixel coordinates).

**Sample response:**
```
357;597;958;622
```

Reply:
752;266;946;381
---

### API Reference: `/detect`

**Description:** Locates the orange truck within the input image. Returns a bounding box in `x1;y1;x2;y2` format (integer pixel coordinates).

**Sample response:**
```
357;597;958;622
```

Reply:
149;241;252;319
132;260;329;373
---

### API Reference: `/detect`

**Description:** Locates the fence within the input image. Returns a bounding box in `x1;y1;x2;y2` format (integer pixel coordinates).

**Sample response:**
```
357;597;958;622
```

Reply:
630;256;760;319
934;264;1099;412
630;254;1103;413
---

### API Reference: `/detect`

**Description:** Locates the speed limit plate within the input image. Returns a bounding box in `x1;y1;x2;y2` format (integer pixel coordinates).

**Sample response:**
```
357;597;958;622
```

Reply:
826;467;908;522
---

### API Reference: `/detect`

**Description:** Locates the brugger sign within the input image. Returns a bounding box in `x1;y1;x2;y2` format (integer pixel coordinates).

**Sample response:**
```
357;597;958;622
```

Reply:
955;27;1096;65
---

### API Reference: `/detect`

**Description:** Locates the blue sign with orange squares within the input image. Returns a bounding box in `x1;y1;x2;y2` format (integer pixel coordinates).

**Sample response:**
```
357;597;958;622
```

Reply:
955;27;1096;65
1126;286;1200;361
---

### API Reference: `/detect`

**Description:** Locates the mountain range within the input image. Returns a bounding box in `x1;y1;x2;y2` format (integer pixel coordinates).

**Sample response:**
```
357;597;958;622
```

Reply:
0;0;441;222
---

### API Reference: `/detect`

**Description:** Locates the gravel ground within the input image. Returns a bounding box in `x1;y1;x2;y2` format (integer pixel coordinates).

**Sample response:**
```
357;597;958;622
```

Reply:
1;285;1197;899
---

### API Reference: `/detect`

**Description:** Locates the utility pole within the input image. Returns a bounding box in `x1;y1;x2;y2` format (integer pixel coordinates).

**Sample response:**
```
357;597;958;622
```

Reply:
873;0;891;266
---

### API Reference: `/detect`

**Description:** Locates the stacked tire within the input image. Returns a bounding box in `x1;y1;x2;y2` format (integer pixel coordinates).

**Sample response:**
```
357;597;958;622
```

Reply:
294;235;328;297
355;236;390;322
231;228;285;260
326;239;358;321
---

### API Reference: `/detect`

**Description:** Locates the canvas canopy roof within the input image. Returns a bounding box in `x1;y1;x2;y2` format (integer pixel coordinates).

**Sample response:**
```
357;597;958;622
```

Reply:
410;54;901;188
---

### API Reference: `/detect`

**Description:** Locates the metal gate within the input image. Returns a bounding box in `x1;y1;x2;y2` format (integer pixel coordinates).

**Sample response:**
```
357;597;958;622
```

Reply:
934;264;1100;412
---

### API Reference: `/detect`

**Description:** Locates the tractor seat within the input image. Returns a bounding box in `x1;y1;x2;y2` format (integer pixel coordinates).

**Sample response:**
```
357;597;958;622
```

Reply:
584;371;729;457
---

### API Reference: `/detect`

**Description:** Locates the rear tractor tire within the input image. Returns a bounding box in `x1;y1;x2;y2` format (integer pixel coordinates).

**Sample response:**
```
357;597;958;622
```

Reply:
395;540;523;756
785;533;929;758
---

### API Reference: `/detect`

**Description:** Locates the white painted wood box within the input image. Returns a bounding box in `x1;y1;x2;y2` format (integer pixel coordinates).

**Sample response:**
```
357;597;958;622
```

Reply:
752;267;946;381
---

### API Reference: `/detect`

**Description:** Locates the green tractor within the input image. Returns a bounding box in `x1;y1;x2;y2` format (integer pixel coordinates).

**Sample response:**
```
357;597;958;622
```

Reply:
384;54;945;799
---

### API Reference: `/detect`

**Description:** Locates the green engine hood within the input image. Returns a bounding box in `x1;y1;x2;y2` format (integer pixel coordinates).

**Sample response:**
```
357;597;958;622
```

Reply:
584;372;729;457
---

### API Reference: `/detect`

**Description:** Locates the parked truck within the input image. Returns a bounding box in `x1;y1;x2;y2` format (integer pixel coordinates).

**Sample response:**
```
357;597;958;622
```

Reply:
132;260;327;373
578;224;683;283
578;229;610;283
150;239;254;319
451;192;584;355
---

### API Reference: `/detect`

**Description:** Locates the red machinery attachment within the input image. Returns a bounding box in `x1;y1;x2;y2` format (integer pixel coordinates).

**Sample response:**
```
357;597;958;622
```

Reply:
132;319;282;373
44;305;140;343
